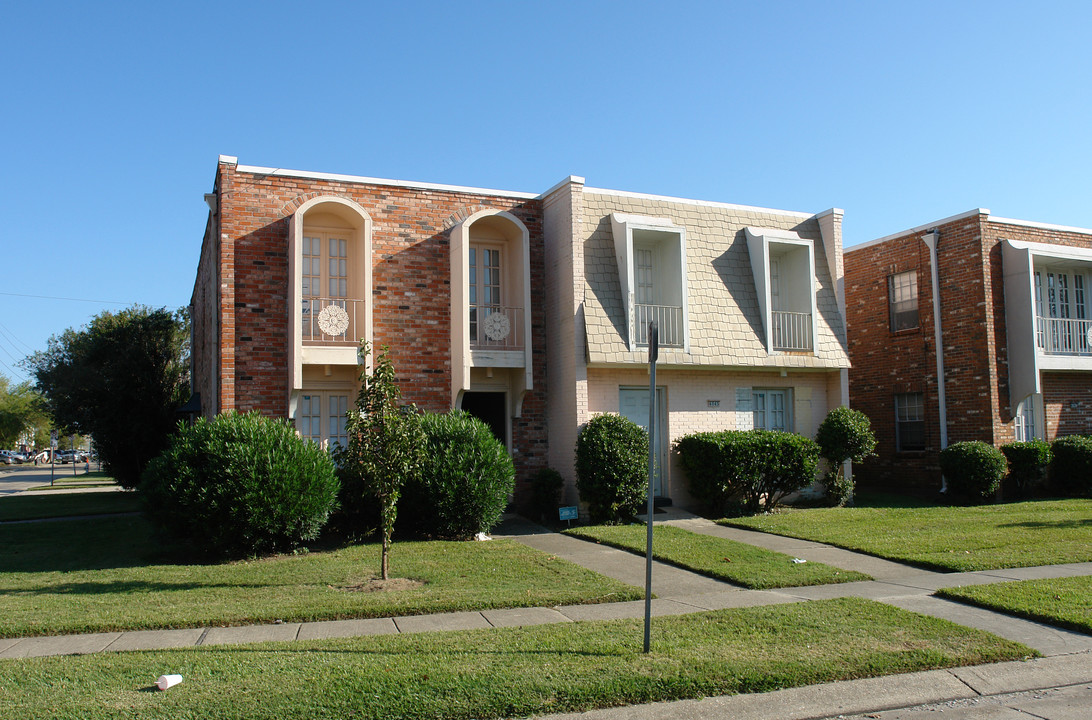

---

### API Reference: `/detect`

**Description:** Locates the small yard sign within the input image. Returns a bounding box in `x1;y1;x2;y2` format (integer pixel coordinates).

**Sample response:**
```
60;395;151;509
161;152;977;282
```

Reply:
558;506;578;522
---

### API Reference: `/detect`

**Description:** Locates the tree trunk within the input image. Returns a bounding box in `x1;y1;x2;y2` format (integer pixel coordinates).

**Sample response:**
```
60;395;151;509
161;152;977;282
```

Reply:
381;537;390;580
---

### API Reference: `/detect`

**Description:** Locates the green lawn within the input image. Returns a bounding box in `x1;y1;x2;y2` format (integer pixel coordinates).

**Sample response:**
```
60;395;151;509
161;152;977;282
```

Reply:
0;597;1035;720
565;524;871;588
0;514;642;638
0;491;138;522
724;499;1092;572
938;576;1092;636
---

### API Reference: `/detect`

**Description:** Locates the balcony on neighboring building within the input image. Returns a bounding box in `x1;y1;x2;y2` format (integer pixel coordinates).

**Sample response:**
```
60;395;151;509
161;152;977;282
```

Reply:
1036;316;1092;356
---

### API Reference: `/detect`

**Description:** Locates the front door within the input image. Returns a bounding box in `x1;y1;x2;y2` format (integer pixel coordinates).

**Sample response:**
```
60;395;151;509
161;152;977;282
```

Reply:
619;387;667;497
460;391;508;447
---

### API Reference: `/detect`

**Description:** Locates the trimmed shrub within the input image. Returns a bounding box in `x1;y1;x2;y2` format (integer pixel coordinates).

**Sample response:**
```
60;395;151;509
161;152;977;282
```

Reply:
142;412;339;559
1050;435;1092;496
677;430;820;515
815;406;877;507
399;410;515;539
938;441;1006;503
575;414;648;523
1000;440;1051;499
526;467;565;522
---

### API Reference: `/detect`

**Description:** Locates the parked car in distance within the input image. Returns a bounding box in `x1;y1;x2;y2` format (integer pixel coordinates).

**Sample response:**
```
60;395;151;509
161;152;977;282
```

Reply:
1;450;24;464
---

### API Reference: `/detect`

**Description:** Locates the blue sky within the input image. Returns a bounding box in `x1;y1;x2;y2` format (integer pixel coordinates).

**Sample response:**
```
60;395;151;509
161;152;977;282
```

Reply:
2;1;1090;382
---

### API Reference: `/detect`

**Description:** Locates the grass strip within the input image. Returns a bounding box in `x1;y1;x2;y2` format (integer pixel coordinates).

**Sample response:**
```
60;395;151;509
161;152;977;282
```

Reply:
724;499;1092;572
565;524;870;588
0;515;641;637
938;576;1092;635
0;597;1035;720
0;492;139;522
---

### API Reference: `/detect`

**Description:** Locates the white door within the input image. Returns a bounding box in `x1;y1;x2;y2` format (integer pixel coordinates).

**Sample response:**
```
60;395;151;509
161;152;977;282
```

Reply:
619;387;667;497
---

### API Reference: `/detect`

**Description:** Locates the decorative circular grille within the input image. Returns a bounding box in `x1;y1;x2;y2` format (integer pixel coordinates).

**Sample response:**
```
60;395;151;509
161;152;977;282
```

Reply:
317;305;350;336
1087;326;1092;348
482;312;511;341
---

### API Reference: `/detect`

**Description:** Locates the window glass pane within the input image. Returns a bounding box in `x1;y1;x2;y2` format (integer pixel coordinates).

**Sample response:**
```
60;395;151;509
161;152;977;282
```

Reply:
895;393;925;451
888;271;919;331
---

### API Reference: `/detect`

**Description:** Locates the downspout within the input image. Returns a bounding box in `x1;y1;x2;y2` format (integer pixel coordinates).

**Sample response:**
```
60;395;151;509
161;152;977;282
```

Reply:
921;230;949;491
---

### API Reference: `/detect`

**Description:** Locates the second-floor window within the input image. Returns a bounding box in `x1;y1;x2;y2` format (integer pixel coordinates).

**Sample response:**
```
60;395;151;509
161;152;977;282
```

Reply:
469;245;502;345
888;270;919;332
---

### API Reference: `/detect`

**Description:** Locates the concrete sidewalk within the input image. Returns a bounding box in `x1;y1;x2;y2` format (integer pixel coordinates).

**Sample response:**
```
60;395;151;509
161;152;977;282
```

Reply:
2;510;1090;718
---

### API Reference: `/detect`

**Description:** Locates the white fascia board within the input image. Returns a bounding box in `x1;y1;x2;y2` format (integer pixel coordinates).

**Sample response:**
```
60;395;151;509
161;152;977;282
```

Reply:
990;216;1092;237
1005;238;1092;263
847;209;990;253
585;187;816;220
744;226;809;244
234;164;539;200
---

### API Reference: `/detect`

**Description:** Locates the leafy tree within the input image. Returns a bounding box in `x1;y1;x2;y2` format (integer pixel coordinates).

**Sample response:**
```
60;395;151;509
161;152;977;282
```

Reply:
336;342;425;580
815;406;877;506
0;375;46;448
23;306;189;488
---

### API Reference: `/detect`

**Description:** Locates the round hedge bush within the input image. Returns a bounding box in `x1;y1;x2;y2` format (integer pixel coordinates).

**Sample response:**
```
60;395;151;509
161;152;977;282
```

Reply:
1000;439;1051;498
815;406;876;507
141;412;339;558
938;441;1006;503
575;413;648;523
398;410;514;539
1050;435;1092;496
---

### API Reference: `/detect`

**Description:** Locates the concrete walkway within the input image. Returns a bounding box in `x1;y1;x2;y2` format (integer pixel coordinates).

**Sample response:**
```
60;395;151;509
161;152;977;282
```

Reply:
2;509;1091;719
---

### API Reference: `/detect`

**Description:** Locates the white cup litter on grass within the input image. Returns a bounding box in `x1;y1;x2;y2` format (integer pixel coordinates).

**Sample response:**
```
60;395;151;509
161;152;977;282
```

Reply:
156;674;183;691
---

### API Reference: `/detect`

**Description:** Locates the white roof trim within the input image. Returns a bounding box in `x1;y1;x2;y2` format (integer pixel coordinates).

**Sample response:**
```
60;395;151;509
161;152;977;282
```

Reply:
234;163;539;200
585;186;816;219
847;208;990;253
1005;237;1092;262
612;212;680;229
745;226;809;243
990;216;1092;237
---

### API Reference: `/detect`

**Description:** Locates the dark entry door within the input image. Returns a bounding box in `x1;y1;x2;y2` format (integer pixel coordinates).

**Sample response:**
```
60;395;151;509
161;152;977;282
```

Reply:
460;392;507;447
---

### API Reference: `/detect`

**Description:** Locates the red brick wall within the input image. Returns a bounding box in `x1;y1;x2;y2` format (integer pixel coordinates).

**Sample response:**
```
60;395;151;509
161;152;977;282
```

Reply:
1042;373;1092;438
196;161;549;494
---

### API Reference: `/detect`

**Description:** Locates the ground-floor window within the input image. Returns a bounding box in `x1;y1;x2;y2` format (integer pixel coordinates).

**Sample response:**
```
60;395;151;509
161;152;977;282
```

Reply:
894;392;925;451
752;388;791;431
296;391;349;452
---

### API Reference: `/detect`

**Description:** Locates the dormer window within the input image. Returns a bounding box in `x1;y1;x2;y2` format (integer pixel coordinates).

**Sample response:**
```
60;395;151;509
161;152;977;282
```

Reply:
746;227;817;353
610;213;688;350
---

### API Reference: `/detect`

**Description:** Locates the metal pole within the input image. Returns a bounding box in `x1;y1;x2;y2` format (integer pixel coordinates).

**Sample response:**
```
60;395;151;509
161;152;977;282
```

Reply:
644;320;658;654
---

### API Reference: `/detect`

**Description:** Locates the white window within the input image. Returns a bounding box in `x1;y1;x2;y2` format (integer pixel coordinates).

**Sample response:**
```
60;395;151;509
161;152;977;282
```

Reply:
753;389;791;431
469;244;503;346
295;391;350;452
635;248;654;305
895;393;925;451
888;271;919;332
301;230;351;339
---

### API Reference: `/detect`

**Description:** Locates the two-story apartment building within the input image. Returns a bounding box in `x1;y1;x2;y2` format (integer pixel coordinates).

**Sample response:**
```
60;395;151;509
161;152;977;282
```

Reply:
542;178;850;507
191;156;548;499
191;157;852;509
845;210;1092;488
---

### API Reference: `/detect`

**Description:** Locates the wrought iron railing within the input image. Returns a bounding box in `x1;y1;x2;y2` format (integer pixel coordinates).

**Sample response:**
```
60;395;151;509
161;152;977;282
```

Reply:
635;304;684;347
1037;315;1092;356
772;310;813;351
301;297;363;345
470;305;524;350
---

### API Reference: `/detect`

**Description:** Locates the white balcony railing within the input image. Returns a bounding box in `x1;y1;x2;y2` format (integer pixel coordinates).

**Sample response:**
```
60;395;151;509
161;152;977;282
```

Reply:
302;297;364;345
470;305;524;350
635;304;684;348
772;310;813;352
1037;315;1092;356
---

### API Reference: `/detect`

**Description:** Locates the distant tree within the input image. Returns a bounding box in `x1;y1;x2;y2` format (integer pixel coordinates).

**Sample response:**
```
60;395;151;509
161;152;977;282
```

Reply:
336;342;425;580
24;306;189;488
0;375;44;448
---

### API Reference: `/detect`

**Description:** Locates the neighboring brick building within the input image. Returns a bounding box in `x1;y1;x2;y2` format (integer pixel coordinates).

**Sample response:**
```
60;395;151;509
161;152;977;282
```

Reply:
845;210;1092;489
192;157;851;510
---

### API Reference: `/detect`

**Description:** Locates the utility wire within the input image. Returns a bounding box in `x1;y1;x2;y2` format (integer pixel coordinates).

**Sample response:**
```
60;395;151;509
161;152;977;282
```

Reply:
0;291;130;305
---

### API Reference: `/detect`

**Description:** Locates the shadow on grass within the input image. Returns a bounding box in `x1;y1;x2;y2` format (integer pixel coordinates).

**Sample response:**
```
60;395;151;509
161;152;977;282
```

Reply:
1000;518;1092;530
0;579;277;596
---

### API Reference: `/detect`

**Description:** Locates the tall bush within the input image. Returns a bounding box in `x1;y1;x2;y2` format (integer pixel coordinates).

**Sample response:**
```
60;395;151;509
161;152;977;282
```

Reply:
526;467;565;522
815;406;876;506
1050;435;1092;496
575;414;648;523
142;412;339;559
938;441;1006;503
1000;439;1051;498
677;430;820;515
399;410;515;539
